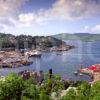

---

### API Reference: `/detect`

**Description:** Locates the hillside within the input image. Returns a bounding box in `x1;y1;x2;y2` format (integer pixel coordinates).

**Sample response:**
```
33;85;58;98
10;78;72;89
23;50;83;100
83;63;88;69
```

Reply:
0;33;71;50
53;33;100;41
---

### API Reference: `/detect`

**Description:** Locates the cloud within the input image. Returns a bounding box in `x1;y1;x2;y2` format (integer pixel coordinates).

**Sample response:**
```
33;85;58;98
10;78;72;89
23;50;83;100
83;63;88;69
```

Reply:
18;0;100;26
19;13;34;24
0;0;29;31
50;0;100;20
18;9;51;26
83;25;100;33
91;25;100;33
0;0;28;16
46;0;100;20
1;0;100;33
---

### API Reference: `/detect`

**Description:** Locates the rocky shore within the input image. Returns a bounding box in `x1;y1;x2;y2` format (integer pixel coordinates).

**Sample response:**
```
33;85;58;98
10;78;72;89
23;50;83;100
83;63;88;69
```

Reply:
49;44;74;52
0;51;33;68
0;44;74;68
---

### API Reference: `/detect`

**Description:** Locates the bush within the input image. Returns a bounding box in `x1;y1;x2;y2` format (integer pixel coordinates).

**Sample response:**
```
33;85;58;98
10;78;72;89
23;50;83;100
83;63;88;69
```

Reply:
0;73;100;100
0;73;25;100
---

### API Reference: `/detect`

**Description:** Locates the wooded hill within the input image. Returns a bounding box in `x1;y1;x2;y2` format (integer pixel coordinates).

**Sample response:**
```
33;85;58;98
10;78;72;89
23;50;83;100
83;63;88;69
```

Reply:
0;33;66;49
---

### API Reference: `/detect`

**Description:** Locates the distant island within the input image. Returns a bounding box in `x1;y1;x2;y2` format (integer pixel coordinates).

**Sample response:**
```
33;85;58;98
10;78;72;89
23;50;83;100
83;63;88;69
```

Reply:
53;33;100;41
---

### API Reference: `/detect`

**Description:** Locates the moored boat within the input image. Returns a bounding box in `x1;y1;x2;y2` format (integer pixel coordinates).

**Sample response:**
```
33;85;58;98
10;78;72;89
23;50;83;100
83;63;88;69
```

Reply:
74;71;78;75
25;50;42;57
79;73;83;76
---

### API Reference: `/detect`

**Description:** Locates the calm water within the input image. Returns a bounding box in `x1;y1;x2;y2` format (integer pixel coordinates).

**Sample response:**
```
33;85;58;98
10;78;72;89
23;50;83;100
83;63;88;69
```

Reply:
0;40;100;82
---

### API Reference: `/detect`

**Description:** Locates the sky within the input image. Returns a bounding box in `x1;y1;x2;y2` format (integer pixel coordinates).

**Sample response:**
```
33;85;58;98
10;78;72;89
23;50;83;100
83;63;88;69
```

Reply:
0;0;100;36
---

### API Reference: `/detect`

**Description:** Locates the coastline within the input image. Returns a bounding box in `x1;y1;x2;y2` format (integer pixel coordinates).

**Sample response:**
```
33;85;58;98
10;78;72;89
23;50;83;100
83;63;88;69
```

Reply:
0;44;74;68
0;51;33;68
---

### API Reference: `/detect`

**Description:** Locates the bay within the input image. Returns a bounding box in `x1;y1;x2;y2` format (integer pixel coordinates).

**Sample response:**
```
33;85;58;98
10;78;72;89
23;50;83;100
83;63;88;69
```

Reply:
0;40;100;82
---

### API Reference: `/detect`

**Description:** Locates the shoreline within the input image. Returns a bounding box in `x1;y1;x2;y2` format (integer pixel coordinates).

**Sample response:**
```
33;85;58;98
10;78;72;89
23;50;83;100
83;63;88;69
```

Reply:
0;51;33;68
0;45;74;68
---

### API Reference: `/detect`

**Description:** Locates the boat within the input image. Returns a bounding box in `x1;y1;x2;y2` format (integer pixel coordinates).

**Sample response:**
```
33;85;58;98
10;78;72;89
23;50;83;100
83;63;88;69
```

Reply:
25;50;42;57
28;51;42;57
74;71;78;75
79;73;83;76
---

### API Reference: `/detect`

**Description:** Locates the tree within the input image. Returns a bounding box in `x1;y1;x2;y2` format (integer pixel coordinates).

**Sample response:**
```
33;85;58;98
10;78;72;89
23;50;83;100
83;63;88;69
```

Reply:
23;84;39;100
89;81;100;100
0;73;25;100
76;81;91;100
39;90;51;100
61;88;77;100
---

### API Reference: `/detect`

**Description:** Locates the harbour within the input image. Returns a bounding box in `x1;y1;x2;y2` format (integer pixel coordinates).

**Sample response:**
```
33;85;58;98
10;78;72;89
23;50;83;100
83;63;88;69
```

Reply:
0;40;100;82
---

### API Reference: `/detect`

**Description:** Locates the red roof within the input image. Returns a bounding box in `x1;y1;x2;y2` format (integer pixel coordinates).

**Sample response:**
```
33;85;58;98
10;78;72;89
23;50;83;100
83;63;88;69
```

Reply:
89;65;100;72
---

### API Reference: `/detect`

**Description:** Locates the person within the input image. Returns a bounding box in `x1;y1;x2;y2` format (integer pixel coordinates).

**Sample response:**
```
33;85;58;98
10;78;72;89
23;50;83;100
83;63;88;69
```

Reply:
38;70;44;84
22;70;27;80
49;69;52;79
22;70;30;80
33;72;38;84
30;70;35;77
26;69;30;79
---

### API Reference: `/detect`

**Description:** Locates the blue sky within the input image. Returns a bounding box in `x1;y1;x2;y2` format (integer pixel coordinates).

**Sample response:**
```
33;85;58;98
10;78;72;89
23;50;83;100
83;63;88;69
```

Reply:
0;0;100;36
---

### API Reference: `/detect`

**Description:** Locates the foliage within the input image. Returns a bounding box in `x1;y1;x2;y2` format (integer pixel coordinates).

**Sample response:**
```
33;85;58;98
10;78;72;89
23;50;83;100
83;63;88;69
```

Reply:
89;81;100;100
0;73;25;100
61;88;77;100
76;81;91;100
0;33;65;49
23;84;39;99
39;90;52;100
0;73;100;100
62;81;100;100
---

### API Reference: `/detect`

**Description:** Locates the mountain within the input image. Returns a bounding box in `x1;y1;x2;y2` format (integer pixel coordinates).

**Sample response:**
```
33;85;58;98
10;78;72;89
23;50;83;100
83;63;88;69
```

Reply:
53;33;100;41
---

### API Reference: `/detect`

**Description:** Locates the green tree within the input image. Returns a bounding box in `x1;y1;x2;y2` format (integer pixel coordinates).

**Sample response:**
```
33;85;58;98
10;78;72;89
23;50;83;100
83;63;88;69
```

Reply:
0;73;25;100
76;81;91;100
39;90;51;100
61;88;77;100
89;81;100;100
23;84;39;100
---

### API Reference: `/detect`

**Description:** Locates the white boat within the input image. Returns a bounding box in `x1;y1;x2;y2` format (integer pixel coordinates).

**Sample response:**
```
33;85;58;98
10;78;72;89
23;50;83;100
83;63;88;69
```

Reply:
74;71;78;75
79;73;83;76
25;50;42;57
